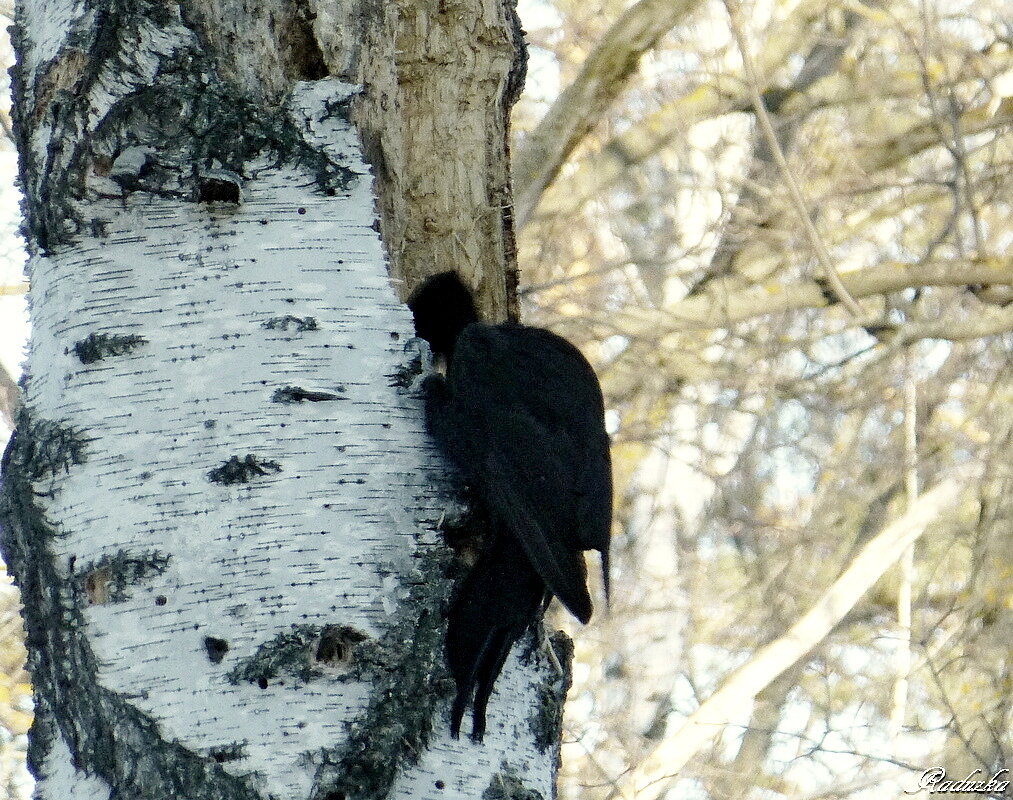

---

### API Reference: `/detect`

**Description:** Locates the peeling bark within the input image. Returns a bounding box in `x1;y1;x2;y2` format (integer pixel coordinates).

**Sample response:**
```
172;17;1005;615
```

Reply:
348;0;526;322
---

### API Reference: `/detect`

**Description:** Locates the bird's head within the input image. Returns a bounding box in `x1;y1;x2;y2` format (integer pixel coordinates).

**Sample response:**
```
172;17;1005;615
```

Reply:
407;272;480;364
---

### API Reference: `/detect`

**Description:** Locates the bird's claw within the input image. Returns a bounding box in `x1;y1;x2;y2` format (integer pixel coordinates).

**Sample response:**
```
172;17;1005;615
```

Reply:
401;336;436;392
404;336;435;373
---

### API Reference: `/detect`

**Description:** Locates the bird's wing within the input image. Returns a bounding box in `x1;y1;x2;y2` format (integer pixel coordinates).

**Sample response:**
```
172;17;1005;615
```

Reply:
482;423;592;624
515;327;613;593
449;324;606;621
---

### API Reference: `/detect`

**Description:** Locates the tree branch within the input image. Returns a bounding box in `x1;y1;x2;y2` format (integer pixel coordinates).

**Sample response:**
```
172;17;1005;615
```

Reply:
723;0;861;316
645;257;1012;330
687;8;864;297
512;0;702;227
622;474;974;800
532;62;1011;225
894;304;1013;344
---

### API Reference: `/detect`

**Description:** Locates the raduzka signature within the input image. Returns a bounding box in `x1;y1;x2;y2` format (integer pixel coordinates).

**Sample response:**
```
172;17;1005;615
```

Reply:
906;768;1010;794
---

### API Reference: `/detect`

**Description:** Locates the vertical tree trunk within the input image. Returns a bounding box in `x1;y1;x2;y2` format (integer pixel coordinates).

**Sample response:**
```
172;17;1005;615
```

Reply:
1;1;566;798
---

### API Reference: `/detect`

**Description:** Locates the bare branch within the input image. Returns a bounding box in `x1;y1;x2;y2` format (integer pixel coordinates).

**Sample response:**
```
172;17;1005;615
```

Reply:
623;474;974;800
533;60;1010;224
646;257;1011;331
688;10;865;297
722;0;863;316
513;0;702;227
894;304;1013;344
860;96;1013;175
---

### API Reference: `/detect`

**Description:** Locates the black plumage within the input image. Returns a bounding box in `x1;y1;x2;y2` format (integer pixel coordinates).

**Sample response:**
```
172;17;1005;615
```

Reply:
409;272;612;740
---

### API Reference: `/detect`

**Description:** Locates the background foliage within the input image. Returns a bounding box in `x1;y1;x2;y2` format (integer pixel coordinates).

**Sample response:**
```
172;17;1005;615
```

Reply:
510;0;1010;797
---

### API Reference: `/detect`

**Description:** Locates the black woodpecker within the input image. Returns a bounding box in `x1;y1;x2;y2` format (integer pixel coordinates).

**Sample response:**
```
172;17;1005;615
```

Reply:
408;271;612;741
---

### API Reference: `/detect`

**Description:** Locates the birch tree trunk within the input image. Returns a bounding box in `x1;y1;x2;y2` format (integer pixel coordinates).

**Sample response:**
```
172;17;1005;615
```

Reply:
0;1;566;799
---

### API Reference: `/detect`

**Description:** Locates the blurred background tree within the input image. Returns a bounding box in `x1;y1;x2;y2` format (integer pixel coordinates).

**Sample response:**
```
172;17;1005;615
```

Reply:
511;0;1010;797
1;0;1010;796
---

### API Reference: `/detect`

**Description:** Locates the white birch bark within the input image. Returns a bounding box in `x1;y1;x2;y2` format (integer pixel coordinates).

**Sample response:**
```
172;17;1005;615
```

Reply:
1;1;563;798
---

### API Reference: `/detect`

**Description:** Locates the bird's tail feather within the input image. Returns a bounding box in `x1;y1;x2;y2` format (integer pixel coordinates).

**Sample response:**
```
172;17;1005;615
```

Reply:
601;547;611;608
446;533;544;740
449;625;496;739
468;627;515;741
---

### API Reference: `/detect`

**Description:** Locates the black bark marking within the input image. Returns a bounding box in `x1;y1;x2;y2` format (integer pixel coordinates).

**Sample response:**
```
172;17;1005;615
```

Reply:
308;549;456;800
272;386;342;403
204;742;247;764
196;169;242;203
528;631;572;755
263;315;320;332
72;332;147;364
227;624;344;685
11;10;357;252
204;637;230;665
315;625;368;667
207;454;281;485
482;769;544;800
6;418;89;480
